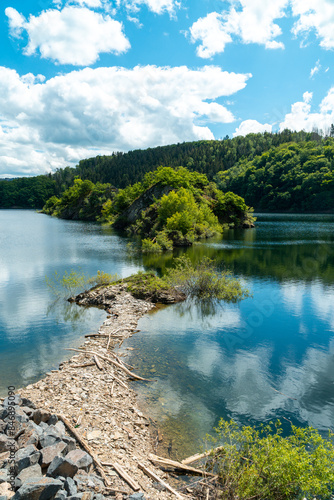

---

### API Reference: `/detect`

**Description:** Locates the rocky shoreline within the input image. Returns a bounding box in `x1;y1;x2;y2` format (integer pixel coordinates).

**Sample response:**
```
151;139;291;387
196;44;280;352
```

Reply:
0;283;192;500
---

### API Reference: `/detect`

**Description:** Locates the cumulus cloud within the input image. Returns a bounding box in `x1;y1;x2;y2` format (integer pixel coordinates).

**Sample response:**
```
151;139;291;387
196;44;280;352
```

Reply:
0;65;250;177
291;0;334;50
188;0;287;58
279;88;334;133
5;6;130;66
233;119;272;137
118;0;180;16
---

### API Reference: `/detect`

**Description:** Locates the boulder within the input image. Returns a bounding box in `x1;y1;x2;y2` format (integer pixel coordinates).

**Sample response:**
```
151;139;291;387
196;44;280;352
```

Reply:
20;399;36;410
54;490;67;500
40;442;67;468
47;456;78;479
3;396;21;408
12;476;63;500
65;450;93;472
0;469;9;483
15;464;42;489
15;445;41;474
64;477;77;496
32;410;51;426
47;415;58;426
0;436;17;454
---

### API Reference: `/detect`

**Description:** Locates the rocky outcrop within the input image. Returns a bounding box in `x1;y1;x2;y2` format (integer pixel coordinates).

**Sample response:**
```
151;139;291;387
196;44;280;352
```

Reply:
0;397;111;500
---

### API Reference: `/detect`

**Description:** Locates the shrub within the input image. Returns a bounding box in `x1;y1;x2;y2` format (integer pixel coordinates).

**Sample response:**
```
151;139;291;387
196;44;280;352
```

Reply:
207;419;334;500
164;256;250;301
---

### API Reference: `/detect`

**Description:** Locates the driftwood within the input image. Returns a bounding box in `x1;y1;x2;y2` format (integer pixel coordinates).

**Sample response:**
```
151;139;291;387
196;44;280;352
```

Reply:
137;462;184;499
102;462;140;491
181;446;225;465
72;362;95;368
65;348;151;382
85;334;123;339
149;454;216;478
94;355;103;371
57;414;110;487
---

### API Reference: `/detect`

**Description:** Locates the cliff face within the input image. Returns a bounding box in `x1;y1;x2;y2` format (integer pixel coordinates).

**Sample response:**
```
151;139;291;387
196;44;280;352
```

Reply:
115;183;172;228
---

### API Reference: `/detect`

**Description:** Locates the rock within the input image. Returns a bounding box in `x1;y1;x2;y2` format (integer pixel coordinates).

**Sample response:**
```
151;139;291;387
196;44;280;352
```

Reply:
47;456;78;479
128;494;146;500
64;477;77;496
93;495;105;500
0;495;8;500
0;482;14;499
40;442;68;467
0;469;9;484
86;430;101;441
19;408;33;418
47;415;58;426
62;437;76;453
0;436;17;454
5;409;29;425
65;450;92;472
39;429;62;449
54;489;67;500
3;396;21;408
54;422;65;436
15;445;41;474
0;453;10;470
20;399;36;410
0;410;8;421
15;464;42;489
17;429;39;450
12;476;63;500
0;423;6;434
32;410;51;426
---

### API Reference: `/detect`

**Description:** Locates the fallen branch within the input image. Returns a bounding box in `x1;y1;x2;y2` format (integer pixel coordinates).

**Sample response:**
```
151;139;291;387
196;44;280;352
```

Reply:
137;462;184;499
102;462;140;491
149;454;216;478
182;446;225;465
94;355;103;371
57;414;110;487
85;334;123;339
65;348;151;382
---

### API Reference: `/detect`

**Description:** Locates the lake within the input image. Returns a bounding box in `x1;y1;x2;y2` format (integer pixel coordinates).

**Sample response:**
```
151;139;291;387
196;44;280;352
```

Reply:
0;210;333;459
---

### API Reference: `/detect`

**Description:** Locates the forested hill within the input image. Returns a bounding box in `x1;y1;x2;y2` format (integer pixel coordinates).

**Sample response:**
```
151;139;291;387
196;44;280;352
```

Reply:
0;129;333;211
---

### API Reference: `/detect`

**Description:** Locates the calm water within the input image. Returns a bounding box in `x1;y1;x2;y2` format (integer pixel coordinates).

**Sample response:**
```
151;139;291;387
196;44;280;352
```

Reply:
1;210;334;461
121;213;334;458
0;210;141;395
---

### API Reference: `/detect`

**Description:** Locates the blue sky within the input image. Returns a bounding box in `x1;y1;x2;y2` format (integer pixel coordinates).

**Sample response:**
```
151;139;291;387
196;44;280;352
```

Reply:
1;0;334;177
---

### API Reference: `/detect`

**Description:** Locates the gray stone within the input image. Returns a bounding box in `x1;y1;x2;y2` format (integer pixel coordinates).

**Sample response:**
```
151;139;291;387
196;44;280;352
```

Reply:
0;409;8;421
47;415;58;426
32;409;51;426
12;476;63;500
40;429;62;448
26;421;43;437
64;477;77;496
4;408;29;425
19;407;33;418
15;464;42;489
3;396;21;407
47;456;78;479
17;429;39;450
15;445;41;474
0;453;10;470
0;469;9;484
93;495;105;500
85;474;103;491
20;398;36;410
0;435;17;454
0;495;8;500
65;450;93;472
39;422;49;430
62;437;76;453
0;423;6;434
128;494;146;500
54;422;66;437
54;489;67;500
40;441;67;467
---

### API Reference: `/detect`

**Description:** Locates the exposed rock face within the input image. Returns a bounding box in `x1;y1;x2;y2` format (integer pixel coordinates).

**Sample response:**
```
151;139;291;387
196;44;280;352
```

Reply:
114;182;172;228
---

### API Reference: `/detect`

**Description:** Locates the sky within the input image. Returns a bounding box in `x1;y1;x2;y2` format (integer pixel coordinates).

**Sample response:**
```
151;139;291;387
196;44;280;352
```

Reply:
1;0;334;178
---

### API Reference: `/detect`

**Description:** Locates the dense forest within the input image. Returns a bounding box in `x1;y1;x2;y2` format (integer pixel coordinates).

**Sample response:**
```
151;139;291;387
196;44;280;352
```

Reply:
0;129;333;211
43;166;254;251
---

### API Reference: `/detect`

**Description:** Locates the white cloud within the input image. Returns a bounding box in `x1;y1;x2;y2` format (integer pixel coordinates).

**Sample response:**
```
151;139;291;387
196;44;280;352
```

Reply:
310;59;321;78
5;6;130;66
0;65;250;177
233;119;272;137
291;0;334;50
279;88;334;133
188;0;287;58
189;12;232;58
121;0;180;16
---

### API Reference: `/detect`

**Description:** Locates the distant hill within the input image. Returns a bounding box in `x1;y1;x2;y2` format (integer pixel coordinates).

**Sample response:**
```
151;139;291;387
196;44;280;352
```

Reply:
0;129;333;211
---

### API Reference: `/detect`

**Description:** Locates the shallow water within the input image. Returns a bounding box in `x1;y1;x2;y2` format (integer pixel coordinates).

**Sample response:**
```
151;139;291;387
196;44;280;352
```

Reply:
121;213;334;458
0;210;141;395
